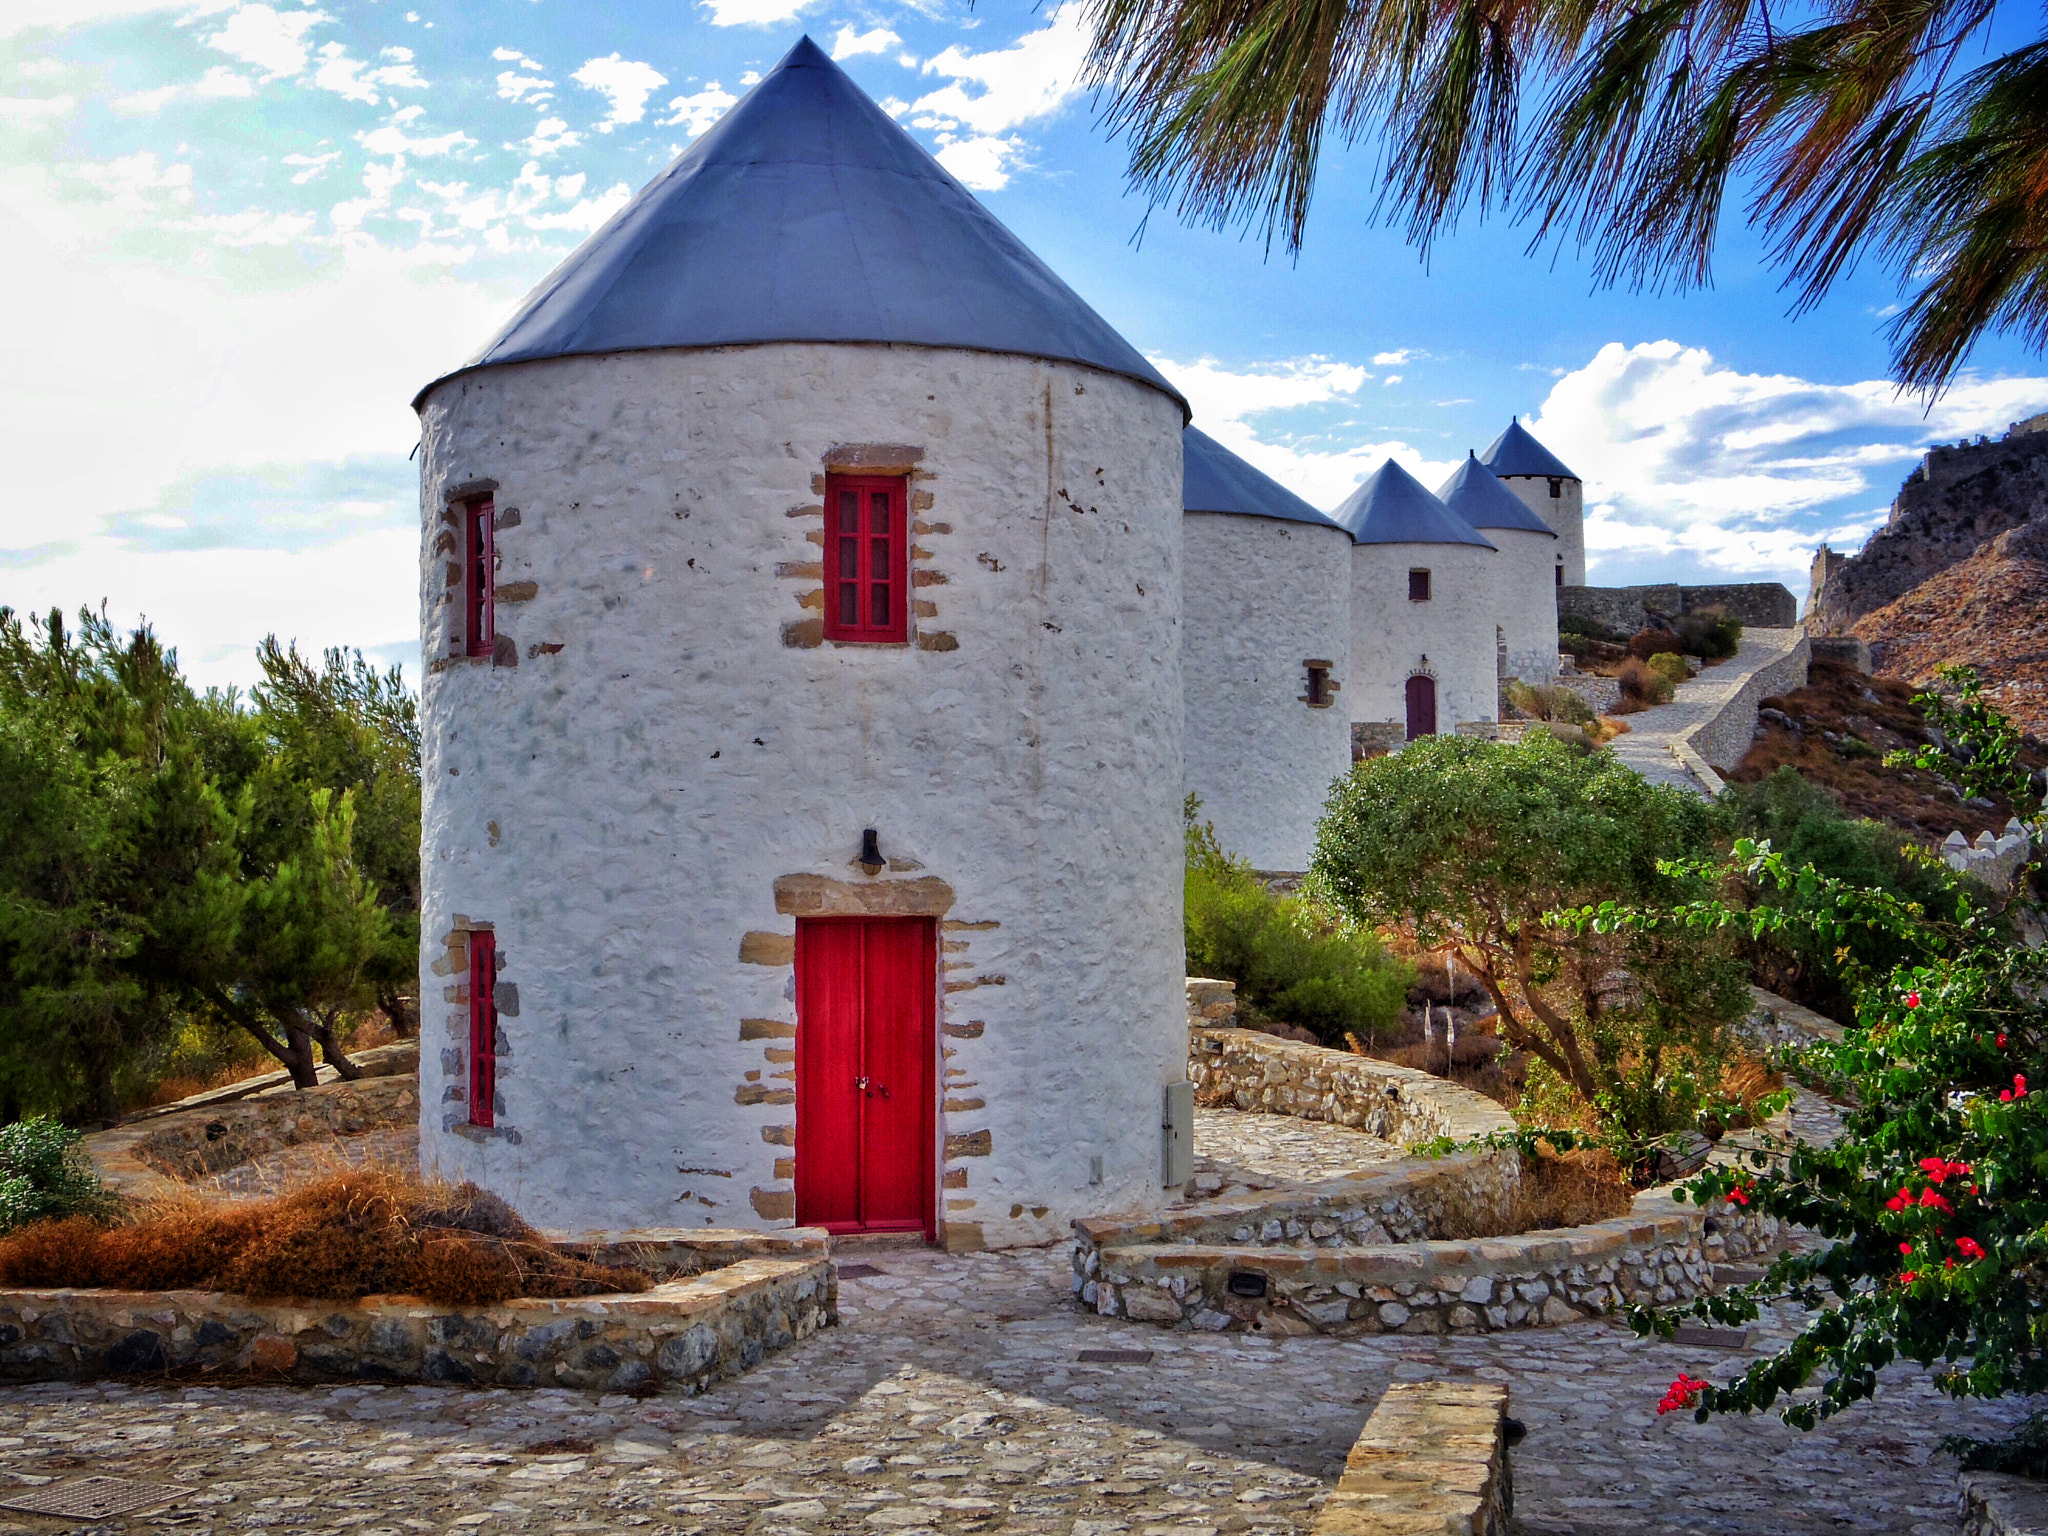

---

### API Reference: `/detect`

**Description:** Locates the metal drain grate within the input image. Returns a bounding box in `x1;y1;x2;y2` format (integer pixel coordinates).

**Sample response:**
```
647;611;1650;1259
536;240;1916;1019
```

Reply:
1673;1325;1753;1350
835;1263;884;1279
1077;1349;1154;1364
0;1477;182;1521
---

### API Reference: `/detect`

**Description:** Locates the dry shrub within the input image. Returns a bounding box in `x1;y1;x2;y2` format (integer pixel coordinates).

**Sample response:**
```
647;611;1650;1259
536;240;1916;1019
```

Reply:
1432;1148;1635;1239
0;1171;651;1306
1616;656;1676;709
1629;627;1684;661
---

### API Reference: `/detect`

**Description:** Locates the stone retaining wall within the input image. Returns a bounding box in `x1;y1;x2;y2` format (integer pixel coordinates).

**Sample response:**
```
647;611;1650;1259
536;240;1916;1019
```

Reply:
1189;1028;1517;1147
0;1254;834;1393
1959;1472;2048;1536
88;1072;421;1200
1682;628;1813;772
1560;582;1798;634
1320;1381;1511;1536
1081;1191;1782;1335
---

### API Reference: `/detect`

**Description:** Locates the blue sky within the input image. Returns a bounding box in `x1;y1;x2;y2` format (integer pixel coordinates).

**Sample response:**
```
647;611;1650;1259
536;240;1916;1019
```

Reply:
4;0;2046;685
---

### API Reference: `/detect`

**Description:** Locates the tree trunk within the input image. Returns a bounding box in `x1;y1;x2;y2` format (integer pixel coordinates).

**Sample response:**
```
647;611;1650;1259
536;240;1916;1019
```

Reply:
302;1009;364;1081
205;987;321;1089
376;984;417;1039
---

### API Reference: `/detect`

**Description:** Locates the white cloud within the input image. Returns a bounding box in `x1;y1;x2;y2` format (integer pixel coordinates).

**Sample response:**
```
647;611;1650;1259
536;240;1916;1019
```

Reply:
517;116;581;156
571;54;667;131
912;7;1088;135
357;105;474;158
73;150;194;209
660;83;736;137
1382;375;1403;386
0;94;76;125
18;60;65;77
934;135;1024;191
205;3;331;81
1;0;233;37
283;149;341;184
1148;354;1450;508
700;0;819;26
113;65;254;114
524;182;631;231
1371;349;1411;366
311;40;428;104
832;25;900;58
1524;339;2048;584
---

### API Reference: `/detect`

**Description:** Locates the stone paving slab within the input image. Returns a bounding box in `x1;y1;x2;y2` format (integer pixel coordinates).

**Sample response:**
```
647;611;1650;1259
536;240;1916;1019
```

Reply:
1177;1111;1408;1207
0;1242;2023;1536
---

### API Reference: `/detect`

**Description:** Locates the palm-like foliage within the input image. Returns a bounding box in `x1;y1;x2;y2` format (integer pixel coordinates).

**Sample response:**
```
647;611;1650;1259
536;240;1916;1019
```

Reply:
1084;0;2047;391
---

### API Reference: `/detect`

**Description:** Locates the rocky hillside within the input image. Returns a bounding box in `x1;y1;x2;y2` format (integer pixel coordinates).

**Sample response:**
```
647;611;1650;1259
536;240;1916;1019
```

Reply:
1809;411;2048;734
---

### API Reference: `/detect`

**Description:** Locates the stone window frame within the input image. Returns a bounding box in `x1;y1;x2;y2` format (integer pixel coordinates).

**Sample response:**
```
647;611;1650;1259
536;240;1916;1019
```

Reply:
1300;659;1339;710
429;478;534;673
434;917;521;1144
781;445;957;653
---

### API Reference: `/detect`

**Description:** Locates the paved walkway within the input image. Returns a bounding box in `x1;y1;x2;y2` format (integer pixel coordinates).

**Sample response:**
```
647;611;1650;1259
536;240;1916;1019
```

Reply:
1176;1110;1406;1206
0;1241;2022;1536
1602;628;1804;794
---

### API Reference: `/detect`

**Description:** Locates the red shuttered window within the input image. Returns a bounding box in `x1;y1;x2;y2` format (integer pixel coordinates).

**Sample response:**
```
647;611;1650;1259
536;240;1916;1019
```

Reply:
468;930;497;1128
822;475;907;643
464;496;496;657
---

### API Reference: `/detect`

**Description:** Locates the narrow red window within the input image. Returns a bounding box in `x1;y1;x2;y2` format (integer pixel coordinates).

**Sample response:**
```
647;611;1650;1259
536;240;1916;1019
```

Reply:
822;475;907;643
468;930;497;1128
464;496;496;657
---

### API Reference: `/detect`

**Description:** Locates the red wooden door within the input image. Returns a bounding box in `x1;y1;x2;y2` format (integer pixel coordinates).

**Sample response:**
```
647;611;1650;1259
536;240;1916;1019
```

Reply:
1405;675;1437;740
794;918;934;1236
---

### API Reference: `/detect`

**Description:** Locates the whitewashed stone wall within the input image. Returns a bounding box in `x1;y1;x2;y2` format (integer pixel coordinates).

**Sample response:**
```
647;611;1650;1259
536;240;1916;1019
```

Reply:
414;343;1188;1252
1486;526;1561;684
1182;513;1352;871
1348;542;1500;734
1500;476;1584;586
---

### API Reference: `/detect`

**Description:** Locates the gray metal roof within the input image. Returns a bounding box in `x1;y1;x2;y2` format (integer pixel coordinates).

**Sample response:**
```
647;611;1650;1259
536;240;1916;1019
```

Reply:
1331;460;1495;548
1182;428;1347;533
1437;453;1556;535
414;37;1185;416
1479;419;1578;480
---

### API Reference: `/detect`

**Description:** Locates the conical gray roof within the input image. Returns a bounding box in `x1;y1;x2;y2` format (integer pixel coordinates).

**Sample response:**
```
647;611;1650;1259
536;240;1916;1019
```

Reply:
414;37;1184;415
1331;460;1495;548
1182;428;1346;533
1479;419;1577;480
1437;453;1555;535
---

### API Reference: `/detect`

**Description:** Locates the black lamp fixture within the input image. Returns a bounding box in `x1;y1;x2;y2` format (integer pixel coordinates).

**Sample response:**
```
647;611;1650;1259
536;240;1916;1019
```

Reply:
857;828;885;876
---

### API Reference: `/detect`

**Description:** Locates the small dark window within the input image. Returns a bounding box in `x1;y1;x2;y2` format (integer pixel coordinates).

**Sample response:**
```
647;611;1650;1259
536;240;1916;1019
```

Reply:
823;474;908;643
1555;562;1564;588
468;930;497;1128
1303;660;1335;709
464;496;495;658
1547;476;1563;499
1408;569;1431;602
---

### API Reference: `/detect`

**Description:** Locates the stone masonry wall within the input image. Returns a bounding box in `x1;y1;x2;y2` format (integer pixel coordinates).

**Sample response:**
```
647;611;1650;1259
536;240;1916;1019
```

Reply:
1321;1381;1512;1536
0;1256;833;1393
1081;1191;1781;1335
1682;629;1813;772
1560;583;1798;634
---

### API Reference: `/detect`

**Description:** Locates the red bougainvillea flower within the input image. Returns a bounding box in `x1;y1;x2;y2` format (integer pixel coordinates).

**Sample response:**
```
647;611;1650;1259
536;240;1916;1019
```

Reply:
1905;991;1922;1008
1957;1236;1987;1260
1900;1271;1919;1284
2019;1075;2029;1098
1657;1375;1711;1415
1887;1189;1911;1211
1920;1159;1973;1182
1901;1241;1915;1255
1920;1189;1954;1213
1999;1034;2009;1047
1726;1184;1751;1206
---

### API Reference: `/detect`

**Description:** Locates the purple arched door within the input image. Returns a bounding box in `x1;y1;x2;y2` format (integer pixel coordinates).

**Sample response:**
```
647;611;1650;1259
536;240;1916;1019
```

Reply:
1405;675;1437;740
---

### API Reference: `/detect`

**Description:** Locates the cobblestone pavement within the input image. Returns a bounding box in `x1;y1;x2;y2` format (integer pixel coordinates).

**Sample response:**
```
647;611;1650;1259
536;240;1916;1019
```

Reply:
1175;1111;1406;1206
0;1242;2024;1536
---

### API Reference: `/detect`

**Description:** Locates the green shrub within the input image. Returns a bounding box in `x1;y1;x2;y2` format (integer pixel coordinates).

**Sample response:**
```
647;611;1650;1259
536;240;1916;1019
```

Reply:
1674;608;1743;660
0;1117;117;1235
1723;767;1976;1021
1648;653;1689;686
1559;632;1593;659
1185;803;1410;1048
1560;616;1624;645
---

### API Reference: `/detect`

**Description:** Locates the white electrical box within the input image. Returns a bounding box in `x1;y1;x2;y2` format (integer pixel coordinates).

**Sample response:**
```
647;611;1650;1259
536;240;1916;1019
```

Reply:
1162;1080;1194;1187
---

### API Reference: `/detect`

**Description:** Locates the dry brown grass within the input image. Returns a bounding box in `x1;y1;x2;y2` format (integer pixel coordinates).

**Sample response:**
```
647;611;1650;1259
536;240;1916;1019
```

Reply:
0;1169;650;1306
1433;1148;1636;1239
